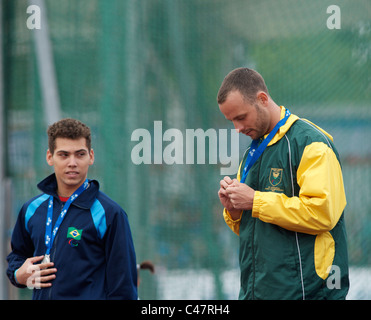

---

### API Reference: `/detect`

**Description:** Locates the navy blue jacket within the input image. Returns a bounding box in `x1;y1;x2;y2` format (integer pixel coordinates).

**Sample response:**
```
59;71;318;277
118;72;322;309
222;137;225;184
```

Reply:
7;174;138;300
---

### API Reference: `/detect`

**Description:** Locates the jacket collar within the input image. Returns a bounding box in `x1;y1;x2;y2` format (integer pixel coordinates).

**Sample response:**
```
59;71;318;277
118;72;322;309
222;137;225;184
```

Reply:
267;106;333;146
37;173;99;209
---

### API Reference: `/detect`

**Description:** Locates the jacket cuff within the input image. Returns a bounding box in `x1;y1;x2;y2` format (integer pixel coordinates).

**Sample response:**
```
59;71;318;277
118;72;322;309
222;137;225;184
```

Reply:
8;268;27;289
252;191;262;219
223;208;243;236
252;191;276;225
14;269;19;284
223;208;242;222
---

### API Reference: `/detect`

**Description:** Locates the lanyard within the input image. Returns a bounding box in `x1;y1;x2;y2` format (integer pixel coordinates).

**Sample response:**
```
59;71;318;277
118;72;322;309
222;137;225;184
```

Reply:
45;179;89;256
240;109;291;184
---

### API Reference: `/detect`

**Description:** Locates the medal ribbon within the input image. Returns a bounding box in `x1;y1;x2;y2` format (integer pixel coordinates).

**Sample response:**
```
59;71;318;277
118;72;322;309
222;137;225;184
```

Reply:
45;179;89;256
240;109;291;184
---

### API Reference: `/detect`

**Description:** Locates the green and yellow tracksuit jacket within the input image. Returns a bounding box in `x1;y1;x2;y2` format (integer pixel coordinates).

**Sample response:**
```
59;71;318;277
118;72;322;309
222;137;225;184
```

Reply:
224;106;349;300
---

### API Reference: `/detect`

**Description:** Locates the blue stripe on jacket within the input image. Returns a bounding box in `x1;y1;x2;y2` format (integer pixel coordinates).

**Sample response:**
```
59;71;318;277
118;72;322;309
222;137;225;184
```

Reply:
90;199;107;239
25;194;49;233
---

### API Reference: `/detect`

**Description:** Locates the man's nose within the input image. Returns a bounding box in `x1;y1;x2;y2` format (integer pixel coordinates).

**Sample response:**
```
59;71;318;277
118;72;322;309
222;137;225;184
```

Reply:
234;122;243;133
68;156;77;166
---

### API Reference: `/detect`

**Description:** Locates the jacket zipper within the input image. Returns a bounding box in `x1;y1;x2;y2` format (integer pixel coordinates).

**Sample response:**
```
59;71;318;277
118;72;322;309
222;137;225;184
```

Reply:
47;232;58;300
47;200;63;300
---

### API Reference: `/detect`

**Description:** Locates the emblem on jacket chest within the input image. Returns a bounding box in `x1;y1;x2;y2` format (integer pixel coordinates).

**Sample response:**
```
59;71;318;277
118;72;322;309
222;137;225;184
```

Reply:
265;168;284;192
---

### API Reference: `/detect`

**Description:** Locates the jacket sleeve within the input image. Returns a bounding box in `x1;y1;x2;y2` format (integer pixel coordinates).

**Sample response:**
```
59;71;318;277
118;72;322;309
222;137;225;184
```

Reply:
104;208;138;299
6;205;35;288
252;141;346;235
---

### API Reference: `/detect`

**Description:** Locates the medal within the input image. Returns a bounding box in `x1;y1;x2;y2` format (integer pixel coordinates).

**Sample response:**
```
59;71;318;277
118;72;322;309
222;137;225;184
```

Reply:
42;254;51;264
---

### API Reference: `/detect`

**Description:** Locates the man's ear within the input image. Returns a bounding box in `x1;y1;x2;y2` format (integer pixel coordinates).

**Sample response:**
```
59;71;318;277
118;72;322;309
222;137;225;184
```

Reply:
256;91;269;105
89;149;95;166
46;149;54;166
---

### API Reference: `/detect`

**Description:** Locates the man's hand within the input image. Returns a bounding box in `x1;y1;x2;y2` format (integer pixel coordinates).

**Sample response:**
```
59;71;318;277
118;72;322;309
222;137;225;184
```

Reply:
218;176;237;211
218;176;255;219
16;255;57;289
226;179;255;211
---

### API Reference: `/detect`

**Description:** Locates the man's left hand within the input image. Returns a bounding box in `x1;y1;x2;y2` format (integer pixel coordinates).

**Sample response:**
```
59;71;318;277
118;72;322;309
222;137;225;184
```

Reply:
225;180;255;211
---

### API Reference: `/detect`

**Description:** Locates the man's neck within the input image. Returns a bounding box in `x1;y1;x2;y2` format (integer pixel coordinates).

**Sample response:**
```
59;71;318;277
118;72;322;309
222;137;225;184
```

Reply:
56;178;87;198
57;188;77;198
267;103;282;133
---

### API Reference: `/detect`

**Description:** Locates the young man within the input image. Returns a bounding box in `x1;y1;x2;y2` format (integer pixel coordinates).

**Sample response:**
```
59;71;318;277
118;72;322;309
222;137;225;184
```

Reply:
7;118;138;300
217;68;349;300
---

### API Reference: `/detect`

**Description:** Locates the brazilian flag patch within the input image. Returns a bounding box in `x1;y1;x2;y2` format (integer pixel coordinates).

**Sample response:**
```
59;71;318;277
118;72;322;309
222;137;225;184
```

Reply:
67;227;83;240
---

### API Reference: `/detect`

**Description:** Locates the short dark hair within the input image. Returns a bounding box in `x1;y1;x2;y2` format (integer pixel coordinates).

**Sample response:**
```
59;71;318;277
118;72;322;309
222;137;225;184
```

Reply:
47;118;91;154
217;68;269;104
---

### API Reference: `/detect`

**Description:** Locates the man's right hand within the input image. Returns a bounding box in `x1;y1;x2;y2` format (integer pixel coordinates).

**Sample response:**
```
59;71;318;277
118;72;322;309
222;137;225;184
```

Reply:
16;255;57;289
218;176;242;220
